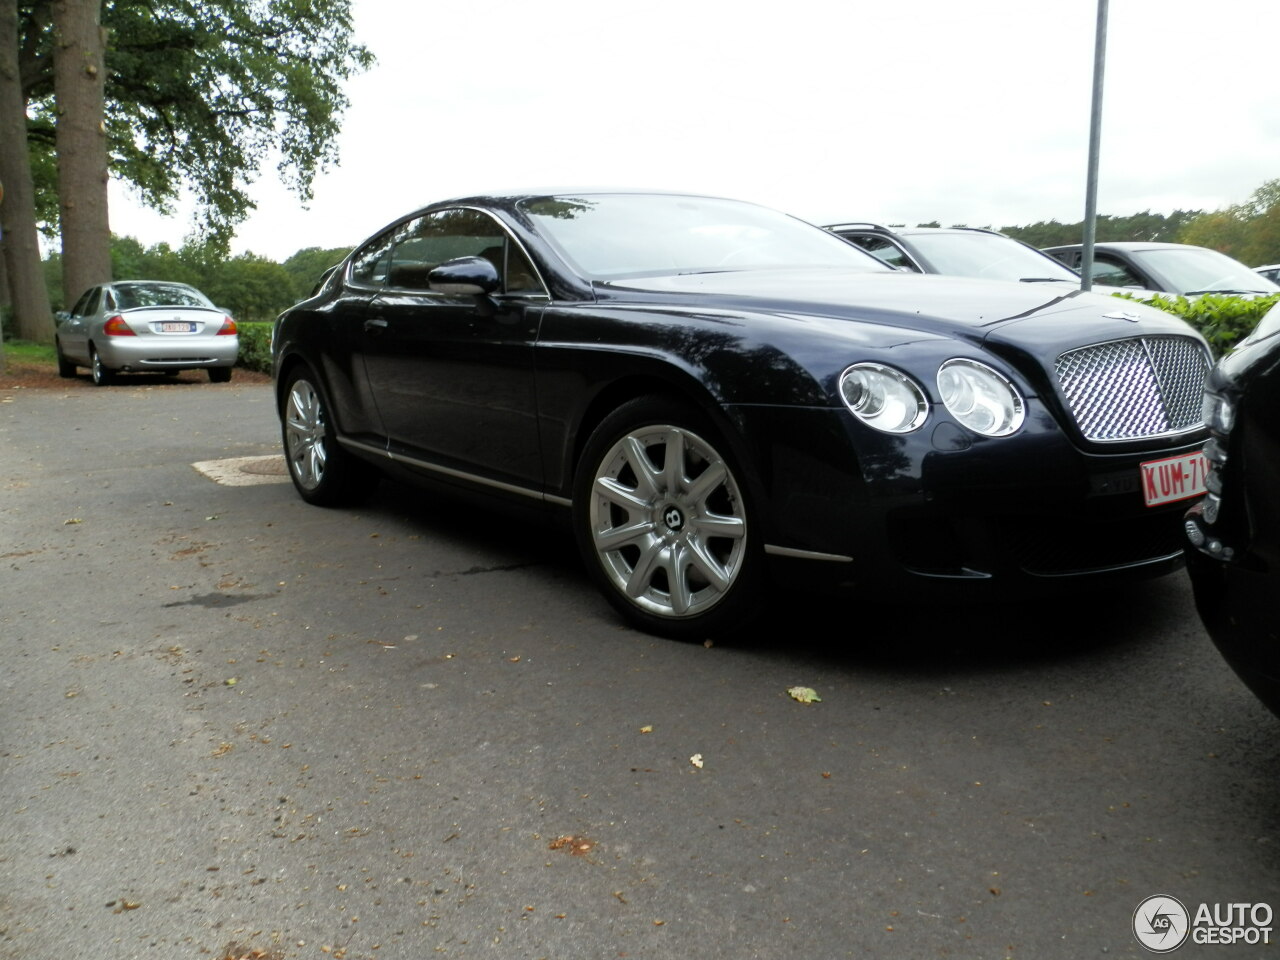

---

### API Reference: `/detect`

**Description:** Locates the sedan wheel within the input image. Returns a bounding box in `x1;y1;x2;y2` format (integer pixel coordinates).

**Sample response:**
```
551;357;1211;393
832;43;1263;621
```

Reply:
90;348;113;386
56;340;77;378
575;398;759;639
281;369;373;506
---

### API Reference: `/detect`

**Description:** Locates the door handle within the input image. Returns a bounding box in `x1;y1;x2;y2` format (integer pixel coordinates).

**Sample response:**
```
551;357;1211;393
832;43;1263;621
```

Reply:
363;317;389;334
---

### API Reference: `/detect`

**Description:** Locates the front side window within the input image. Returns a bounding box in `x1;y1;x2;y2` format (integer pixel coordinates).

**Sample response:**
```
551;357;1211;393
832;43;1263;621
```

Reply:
349;209;544;295
1091;255;1146;289
846;234;917;271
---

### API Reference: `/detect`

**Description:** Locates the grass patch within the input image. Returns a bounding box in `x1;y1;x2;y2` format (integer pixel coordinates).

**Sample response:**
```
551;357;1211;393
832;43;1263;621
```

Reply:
3;340;57;365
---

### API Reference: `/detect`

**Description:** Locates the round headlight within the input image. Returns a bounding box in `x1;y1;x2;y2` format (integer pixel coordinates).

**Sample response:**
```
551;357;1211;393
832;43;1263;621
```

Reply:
937;359;1024;437
839;363;928;434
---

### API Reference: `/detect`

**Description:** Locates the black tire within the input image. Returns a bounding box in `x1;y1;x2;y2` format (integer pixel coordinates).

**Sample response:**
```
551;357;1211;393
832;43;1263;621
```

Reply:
90;347;114;386
280;367;375;506
208;367;232;383
573;396;762;641
55;340;77;378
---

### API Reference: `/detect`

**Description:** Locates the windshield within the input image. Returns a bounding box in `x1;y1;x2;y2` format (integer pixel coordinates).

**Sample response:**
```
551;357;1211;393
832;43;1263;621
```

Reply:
520;194;890;280
906;232;1081;283
115;283;214;310
1135;247;1280;294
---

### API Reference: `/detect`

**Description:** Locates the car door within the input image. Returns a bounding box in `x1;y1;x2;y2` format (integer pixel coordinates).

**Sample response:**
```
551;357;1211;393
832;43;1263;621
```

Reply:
357;207;549;490
60;287;101;362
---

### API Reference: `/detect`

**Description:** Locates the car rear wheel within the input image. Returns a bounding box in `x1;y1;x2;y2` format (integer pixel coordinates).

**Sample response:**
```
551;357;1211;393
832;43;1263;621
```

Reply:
208;367;232;383
574;397;761;640
281;368;374;506
90;348;113;386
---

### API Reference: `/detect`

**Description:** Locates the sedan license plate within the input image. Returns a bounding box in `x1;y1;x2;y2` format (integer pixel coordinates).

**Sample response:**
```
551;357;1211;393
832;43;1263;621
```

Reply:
1141;450;1208;507
157;321;197;333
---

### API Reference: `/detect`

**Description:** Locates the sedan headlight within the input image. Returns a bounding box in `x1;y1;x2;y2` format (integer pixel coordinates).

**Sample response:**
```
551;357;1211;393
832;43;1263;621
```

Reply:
839;363;928;434
937;359;1025;437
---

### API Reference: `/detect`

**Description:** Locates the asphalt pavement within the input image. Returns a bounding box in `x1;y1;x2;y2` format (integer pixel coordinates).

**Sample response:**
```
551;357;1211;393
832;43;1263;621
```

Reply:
1;377;1277;959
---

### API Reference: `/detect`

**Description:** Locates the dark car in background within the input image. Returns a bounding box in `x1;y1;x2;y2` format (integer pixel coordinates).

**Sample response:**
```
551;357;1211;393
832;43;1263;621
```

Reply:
1185;303;1280;717
56;280;239;385
1043;242;1280;298
827;223;1087;286
272;190;1212;639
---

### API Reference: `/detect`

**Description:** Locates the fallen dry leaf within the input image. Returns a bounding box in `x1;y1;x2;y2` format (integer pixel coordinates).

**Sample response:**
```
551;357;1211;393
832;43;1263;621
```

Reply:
690;754;704;769
787;686;822;704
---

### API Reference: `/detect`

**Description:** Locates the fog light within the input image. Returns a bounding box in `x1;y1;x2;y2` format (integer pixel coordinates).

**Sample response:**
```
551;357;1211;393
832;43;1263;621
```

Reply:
1184;519;1205;547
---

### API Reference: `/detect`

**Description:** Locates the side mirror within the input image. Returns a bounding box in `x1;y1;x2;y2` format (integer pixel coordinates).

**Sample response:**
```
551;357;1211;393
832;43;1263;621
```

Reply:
54;310;71;323
428;256;501;296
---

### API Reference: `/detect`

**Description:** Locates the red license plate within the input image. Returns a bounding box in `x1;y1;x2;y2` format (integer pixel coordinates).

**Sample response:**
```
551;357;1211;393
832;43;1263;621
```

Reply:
1140;450;1208;507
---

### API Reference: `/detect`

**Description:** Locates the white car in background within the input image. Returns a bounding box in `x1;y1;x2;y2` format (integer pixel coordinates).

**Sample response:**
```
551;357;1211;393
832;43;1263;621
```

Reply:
1043;242;1280;299
56;280;239;385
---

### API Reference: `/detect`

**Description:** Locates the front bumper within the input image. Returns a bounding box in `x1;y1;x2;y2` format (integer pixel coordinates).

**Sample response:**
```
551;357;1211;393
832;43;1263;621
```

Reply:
736;402;1204;592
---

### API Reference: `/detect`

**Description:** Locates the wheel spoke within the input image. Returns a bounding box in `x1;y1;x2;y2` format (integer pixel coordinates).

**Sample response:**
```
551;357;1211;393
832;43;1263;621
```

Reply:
659;429;686;493
624;539;666;599
595;518;657;551
684;537;733;593
594;476;651;513
684;460;727;505
693;513;745;540
621;435;662;499
667;544;694;614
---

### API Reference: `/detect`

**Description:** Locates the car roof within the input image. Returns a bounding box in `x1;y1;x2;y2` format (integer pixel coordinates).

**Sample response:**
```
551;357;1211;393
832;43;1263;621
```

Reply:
825;222;1007;238
1044;241;1208;253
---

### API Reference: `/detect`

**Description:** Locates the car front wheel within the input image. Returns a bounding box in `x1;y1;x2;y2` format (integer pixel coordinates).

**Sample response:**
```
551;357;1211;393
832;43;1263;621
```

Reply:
56;340;77;378
574;397;761;640
281;368;374;506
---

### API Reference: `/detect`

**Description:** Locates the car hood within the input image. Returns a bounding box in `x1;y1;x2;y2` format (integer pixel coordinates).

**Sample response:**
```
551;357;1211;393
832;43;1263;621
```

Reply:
599;269;1194;344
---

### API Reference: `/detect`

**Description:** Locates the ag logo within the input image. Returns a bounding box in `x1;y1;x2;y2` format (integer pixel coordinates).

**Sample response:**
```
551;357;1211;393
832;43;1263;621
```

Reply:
1134;895;1190;953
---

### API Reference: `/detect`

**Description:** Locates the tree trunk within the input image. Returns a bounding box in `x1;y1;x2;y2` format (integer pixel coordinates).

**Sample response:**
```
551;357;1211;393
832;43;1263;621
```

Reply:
0;0;55;350
52;0;109;310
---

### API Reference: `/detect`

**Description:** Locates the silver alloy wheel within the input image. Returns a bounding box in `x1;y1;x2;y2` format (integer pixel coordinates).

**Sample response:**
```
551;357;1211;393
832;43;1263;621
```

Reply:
284;378;327;491
90;348;110;386
588;424;747;619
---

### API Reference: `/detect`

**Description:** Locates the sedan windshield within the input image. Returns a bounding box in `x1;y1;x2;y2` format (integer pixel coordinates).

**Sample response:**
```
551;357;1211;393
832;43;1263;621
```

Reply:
1136;247;1280;295
906;232;1082;283
521;194;890;280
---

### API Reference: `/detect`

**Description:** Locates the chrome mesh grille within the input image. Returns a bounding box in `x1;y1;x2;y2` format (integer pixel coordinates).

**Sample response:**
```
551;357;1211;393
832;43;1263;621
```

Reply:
1054;336;1209;442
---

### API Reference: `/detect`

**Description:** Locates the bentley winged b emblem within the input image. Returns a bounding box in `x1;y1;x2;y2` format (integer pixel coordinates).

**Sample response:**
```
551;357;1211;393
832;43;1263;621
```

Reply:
1102;310;1143;323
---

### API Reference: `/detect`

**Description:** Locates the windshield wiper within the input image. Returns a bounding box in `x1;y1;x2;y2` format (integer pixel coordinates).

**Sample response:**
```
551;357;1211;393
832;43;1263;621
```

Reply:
1183;288;1270;296
1019;277;1072;283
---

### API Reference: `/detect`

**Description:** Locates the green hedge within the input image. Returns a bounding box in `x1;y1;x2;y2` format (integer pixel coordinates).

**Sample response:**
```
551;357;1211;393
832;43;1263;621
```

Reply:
237;321;273;374
1116;292;1280;358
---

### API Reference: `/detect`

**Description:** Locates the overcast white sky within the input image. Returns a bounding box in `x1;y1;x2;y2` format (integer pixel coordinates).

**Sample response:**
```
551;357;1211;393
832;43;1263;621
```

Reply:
107;0;1280;261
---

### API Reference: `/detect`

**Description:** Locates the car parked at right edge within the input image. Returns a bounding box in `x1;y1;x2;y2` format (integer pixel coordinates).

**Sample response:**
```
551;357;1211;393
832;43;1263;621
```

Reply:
1185;301;1280;718
1043;242;1280;299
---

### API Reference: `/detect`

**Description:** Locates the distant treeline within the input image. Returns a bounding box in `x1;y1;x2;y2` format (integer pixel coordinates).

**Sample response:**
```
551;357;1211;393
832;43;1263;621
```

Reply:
36;178;1280;321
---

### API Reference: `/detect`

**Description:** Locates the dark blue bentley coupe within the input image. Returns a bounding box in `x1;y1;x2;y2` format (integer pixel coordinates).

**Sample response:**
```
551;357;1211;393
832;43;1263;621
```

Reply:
272;191;1210;639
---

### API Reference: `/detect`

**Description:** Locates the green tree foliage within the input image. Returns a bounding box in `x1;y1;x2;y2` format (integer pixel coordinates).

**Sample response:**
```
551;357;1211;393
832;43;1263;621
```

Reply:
19;0;373;245
1178;179;1280;267
1002;210;1205;248
282;245;352;301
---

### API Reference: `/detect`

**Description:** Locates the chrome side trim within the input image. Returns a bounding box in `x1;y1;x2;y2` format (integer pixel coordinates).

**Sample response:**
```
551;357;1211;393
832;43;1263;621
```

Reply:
339;436;564;505
765;544;853;563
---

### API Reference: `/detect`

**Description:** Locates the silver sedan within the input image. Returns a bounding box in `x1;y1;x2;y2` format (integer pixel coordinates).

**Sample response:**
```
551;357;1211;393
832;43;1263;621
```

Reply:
56;280;239;385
